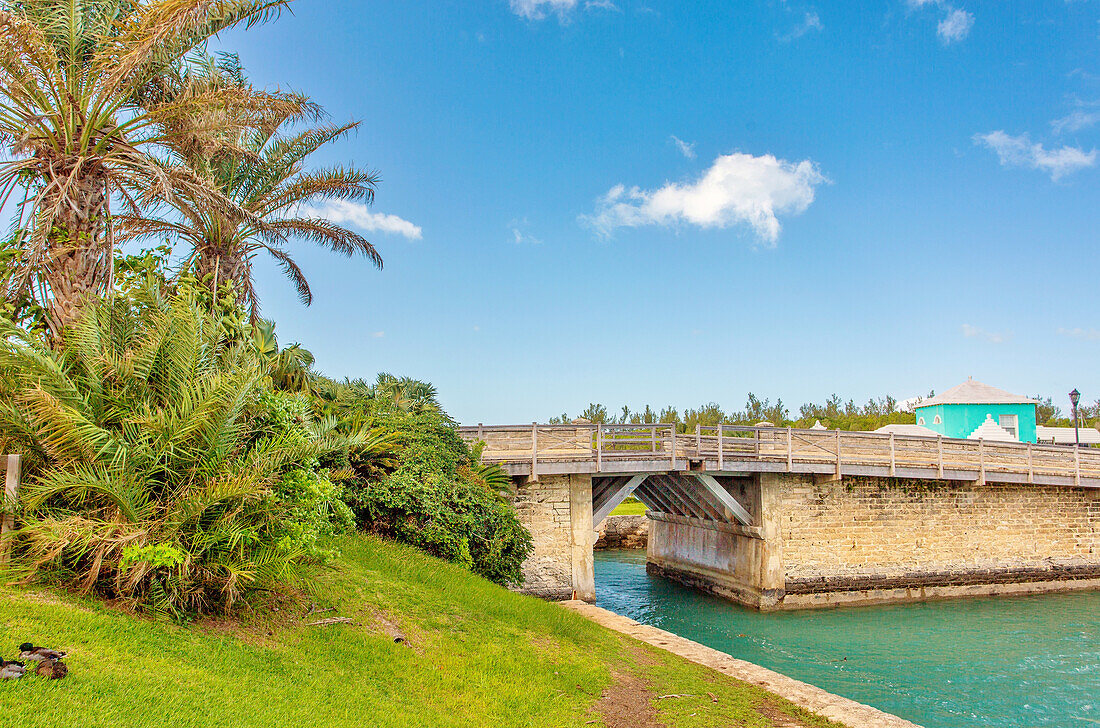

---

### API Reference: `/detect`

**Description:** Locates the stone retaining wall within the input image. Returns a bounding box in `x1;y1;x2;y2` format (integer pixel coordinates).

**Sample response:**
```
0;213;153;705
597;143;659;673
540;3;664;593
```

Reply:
648;472;1100;610
594;514;648;549
777;475;1100;597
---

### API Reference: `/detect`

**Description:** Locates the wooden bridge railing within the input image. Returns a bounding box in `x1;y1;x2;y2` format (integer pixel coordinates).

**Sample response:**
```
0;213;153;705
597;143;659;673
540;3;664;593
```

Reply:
459;423;1100;486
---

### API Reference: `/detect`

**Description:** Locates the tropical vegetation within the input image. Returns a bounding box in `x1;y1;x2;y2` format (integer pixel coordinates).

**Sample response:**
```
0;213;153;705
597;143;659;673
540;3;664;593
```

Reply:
551;392;1100;433
0;0;531;621
0;0;294;338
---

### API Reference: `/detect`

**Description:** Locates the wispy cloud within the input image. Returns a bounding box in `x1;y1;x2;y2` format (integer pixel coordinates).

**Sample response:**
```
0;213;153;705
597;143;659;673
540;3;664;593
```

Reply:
670;135;696;159
907;0;974;44
582;151;827;245
371;331;385;338
509;0;576;20
962;324;1009;343
585;0;619;10
1051;99;1100;135
973;131;1097;181
509;219;543;245
778;10;823;42
937;8;973;42
306;200;423;240
1058;327;1100;341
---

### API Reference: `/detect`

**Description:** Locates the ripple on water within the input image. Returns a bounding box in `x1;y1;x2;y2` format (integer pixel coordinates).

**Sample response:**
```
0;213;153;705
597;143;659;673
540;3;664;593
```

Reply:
594;549;1100;728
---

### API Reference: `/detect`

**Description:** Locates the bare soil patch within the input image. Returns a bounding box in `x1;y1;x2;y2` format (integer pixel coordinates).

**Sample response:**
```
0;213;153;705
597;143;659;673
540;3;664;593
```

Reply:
592;671;666;728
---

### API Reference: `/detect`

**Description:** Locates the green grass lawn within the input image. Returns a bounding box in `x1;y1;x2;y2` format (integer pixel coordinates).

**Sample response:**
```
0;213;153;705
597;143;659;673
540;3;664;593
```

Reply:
0;535;839;728
610;497;648;516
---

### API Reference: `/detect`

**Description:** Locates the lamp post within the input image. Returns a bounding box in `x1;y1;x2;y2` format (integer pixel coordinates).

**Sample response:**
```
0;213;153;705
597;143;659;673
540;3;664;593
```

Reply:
1069;388;1081;448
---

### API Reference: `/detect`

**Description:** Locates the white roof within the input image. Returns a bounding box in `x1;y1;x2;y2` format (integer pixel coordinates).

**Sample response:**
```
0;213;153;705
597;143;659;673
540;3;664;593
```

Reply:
967;415;1017;442
810;420;827;430
875;424;939;437
916;378;1037;408
1035;426;1100;445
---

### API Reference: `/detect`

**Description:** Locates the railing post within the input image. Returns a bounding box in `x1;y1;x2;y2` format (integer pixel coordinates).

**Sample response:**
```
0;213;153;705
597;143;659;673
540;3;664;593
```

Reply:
1027;442;1034;484
835;429;842;478
651;424;657;453
531;422;538;482
695;423;701;454
786;426;793;471
596;423;603;472
717;425;724;471
889;432;896;477
1075;445;1081;487
937;435;944;479
477;422;484;441
670;425;677;470
1;454;21;564
978;438;985;486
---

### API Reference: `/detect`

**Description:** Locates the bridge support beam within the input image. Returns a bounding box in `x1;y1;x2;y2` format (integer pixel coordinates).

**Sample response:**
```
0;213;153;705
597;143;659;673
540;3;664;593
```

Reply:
646;473;785;610
593;475;647;525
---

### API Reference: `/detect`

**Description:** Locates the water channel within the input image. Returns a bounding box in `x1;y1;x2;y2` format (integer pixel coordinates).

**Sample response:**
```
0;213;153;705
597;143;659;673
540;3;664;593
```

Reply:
594;549;1099;727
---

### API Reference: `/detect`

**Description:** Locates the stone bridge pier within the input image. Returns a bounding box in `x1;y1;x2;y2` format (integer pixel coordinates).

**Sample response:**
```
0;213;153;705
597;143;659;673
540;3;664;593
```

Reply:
510;474;596;601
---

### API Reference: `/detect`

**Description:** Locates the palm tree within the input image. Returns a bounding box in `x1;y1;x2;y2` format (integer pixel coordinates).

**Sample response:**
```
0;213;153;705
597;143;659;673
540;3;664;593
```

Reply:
121;99;383;319
0;292;320;616
252;317;316;393
0;0;291;338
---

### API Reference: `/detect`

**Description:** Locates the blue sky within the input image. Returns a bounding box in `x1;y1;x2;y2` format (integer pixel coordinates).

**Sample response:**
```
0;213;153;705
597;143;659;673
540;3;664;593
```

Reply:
214;0;1100;424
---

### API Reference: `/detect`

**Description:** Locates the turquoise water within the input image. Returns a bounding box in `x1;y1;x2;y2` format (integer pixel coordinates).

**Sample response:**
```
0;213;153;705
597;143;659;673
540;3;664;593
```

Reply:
594;549;1100;728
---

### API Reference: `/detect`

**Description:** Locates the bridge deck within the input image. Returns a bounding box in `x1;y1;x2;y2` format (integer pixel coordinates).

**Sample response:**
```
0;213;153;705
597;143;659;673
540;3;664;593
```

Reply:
459;423;1100;488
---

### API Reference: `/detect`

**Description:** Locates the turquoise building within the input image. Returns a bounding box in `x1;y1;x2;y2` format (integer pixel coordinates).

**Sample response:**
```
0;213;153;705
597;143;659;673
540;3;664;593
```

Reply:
914;379;1038;443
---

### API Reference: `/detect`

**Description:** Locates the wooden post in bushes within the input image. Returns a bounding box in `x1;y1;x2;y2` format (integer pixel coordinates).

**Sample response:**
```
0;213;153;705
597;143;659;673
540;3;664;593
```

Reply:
1;455;21;564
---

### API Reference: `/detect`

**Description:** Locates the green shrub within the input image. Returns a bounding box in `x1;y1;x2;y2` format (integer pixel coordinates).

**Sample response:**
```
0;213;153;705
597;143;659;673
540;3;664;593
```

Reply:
0;294;347;617
342;411;531;586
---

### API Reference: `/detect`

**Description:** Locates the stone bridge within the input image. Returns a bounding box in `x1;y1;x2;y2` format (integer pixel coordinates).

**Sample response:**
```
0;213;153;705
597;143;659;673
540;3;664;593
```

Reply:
460;423;1100;610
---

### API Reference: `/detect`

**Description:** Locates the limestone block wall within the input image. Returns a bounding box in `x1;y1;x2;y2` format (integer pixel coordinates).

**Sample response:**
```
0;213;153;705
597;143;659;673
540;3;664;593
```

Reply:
595;514;648;549
509;473;594;601
770;474;1100;606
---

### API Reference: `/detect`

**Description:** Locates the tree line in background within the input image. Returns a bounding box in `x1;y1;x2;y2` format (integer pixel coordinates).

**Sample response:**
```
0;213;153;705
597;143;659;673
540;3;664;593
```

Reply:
551;392;1100;432
0;0;530;620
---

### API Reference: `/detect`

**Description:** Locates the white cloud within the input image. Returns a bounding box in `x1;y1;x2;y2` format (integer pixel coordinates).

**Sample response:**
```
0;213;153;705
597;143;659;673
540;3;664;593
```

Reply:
306;200;423;240
510;0;617;20
509;0;577;20
670;135;696;159
1058;327;1100;341
961;324;1009;344
511;227;543;245
1051;102;1100;135
973;131;1097;181
937;8;973;42
583;151;827;245
509;218;543;245
779;10;823;41
371;331;385;338
907;0;973;44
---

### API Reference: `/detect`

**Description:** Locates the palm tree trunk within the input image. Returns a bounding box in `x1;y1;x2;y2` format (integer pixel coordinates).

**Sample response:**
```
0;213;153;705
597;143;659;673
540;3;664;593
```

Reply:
42;173;111;338
195;246;252;308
